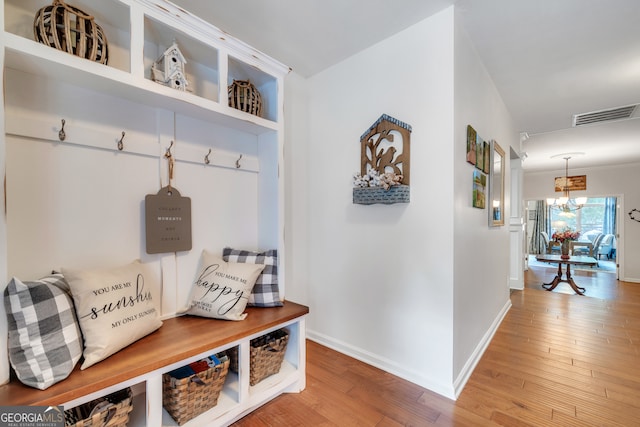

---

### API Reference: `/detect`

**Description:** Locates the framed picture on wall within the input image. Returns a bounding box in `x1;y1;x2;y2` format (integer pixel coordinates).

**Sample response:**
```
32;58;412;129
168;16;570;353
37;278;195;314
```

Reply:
483;140;490;174
554;175;586;192
472;170;486;209
476;136;484;171
466;125;477;165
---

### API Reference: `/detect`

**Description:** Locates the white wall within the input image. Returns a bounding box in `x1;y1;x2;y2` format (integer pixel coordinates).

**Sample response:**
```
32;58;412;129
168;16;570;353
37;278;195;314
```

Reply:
283;71;310;305
452;10;517;390
283;4;518;399
524;162;640;282
0;6;8;382
301;7;457;398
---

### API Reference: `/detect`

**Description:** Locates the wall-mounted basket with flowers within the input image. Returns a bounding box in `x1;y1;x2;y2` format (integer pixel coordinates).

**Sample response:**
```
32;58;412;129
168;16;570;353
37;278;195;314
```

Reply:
353;114;411;205
353;169;409;205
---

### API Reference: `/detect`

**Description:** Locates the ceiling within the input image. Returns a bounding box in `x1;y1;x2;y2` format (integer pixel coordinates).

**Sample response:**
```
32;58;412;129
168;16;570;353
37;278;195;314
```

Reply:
172;0;640;172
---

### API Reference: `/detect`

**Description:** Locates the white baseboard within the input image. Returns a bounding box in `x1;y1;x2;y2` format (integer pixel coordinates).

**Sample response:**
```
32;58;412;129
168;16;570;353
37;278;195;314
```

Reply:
307;298;512;401
452;298;512;398
306;330;457;400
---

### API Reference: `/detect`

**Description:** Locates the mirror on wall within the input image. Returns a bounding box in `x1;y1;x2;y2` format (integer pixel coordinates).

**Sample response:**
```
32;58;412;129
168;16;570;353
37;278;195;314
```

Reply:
490;140;505;226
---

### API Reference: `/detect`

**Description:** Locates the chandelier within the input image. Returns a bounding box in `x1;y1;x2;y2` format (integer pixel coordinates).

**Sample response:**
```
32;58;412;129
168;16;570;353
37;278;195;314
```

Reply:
546;156;587;217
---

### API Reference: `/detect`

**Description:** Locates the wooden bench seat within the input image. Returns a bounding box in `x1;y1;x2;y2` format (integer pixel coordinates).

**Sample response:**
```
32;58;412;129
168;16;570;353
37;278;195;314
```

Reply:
0;301;308;407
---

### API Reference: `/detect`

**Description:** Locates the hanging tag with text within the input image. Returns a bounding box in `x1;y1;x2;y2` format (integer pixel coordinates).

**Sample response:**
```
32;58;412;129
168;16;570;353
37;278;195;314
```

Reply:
145;186;192;254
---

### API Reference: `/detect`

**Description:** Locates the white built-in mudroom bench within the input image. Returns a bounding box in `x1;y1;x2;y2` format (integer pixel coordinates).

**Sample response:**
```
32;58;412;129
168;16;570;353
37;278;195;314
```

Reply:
0;303;309;425
0;0;307;425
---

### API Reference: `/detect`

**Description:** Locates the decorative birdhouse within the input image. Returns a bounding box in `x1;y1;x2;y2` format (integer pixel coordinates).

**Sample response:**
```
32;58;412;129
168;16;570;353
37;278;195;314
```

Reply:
151;41;190;91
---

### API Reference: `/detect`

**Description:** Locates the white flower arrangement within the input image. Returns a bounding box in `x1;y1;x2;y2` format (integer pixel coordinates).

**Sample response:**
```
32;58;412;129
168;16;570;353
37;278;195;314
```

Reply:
353;169;403;190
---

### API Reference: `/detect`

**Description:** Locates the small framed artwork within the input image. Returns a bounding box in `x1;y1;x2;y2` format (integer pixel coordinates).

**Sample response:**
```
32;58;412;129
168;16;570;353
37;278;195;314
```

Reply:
472;170;486;209
466;125;477;165
476;136;484;171
554;175;586;192
483;140;490;174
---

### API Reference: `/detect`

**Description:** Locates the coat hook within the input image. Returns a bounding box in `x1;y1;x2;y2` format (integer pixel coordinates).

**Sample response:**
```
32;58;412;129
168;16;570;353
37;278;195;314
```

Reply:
165;140;174;158
117;131;125;151
204;148;212;164
236;154;243;169
58;119;66;141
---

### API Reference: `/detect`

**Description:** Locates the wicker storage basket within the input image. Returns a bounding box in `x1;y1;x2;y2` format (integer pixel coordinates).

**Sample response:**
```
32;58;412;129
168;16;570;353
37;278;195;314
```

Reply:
228;346;239;373
64;387;133;427
162;358;230;425
228;80;263;117
34;0;108;64
229;329;289;386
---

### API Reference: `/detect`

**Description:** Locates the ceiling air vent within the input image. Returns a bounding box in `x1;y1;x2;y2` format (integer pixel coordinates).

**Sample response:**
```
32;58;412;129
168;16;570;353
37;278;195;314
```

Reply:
573;104;637;127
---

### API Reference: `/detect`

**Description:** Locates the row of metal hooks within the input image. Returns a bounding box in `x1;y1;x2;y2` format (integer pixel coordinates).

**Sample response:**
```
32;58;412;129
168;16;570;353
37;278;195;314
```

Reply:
59;119;126;151
164;140;243;168
59;119;244;168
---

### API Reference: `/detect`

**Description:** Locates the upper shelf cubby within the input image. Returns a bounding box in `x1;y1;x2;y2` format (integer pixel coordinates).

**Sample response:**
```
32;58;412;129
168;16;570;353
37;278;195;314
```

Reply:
143;14;219;103
2;0;289;135
228;56;279;123
4;0;131;73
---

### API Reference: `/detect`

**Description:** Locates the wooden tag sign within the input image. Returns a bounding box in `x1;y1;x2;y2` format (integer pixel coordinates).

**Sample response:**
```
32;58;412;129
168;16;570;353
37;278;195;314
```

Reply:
145;186;192;254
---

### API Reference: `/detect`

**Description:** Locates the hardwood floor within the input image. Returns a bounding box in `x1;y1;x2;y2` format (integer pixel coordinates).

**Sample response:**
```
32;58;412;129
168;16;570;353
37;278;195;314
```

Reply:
524;256;621;300
232;267;640;426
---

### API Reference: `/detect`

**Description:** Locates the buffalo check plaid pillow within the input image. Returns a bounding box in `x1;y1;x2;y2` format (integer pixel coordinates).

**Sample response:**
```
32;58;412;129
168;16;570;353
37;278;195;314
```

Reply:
3;274;83;389
223;248;282;307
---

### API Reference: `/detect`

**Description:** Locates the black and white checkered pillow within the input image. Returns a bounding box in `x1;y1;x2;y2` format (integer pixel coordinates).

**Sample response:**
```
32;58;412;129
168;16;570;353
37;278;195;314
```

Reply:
3;274;83;390
223;248;282;307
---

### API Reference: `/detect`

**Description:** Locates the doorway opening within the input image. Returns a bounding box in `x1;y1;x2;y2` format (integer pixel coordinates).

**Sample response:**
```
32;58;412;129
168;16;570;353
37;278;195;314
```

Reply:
525;197;618;274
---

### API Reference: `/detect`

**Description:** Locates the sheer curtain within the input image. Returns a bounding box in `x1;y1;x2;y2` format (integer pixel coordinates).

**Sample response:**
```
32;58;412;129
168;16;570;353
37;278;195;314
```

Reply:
529;200;548;254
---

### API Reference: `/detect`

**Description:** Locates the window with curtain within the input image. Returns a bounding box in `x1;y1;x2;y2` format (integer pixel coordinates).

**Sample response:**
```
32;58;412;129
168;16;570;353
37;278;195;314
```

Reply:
548;197;617;235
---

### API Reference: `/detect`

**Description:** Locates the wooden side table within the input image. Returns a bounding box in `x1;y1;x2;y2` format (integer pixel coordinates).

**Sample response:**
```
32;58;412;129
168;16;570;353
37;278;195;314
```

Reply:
535;254;598;295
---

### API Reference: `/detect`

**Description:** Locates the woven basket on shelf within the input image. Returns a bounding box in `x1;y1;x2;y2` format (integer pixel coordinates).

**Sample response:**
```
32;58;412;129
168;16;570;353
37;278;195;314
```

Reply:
229;329;289;386
228;79;263;117
162;359;230;425
249;329;289;385
34;0;108;64
64;387;133;427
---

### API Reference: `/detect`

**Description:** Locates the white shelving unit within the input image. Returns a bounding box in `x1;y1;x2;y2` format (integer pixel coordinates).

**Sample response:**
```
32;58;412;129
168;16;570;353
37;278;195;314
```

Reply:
0;0;301;425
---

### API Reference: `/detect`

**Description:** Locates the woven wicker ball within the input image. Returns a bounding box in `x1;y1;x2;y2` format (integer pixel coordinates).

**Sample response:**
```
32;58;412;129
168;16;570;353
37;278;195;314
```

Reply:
228;79;263;117
34;0;108;64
